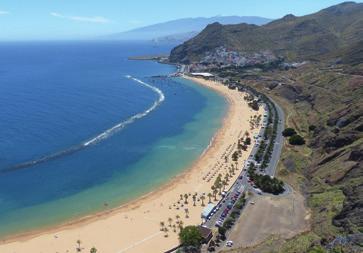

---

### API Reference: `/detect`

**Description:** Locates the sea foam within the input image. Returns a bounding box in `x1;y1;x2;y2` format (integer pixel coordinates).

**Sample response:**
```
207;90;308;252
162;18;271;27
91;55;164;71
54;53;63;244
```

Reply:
83;76;165;146
2;76;165;173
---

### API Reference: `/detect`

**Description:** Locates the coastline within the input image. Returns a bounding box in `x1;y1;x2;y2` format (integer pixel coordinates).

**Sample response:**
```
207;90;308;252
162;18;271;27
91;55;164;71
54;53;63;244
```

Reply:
0;76;226;243
0;76;263;253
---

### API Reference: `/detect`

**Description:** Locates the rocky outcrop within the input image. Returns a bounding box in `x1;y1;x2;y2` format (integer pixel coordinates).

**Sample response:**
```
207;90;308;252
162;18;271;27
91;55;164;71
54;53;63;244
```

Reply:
324;134;358;151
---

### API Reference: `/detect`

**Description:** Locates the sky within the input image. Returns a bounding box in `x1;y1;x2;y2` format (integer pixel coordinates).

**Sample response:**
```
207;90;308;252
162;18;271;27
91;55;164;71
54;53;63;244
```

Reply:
0;0;361;40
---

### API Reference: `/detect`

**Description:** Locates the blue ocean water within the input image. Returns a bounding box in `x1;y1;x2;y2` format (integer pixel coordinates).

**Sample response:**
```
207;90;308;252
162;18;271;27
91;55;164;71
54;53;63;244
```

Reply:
0;41;227;237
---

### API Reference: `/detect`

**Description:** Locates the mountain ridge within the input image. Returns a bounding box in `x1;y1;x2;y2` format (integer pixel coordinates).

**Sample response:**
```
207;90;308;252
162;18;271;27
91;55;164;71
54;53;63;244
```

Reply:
101;16;272;42
170;1;363;63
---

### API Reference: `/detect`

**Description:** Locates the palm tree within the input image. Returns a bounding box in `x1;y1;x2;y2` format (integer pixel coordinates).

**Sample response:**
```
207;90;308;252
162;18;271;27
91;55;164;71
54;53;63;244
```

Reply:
218;182;223;195
90;247;97;253
184;193;188;204
222;180;227;191
178;220;184;231
231;167;236;176
168;217;173;227
184;208;189;218
211;186;215;198
207;193;213;203
200;195;206;206
192;194;196;206
160;221;165;231
76;240;82;252
213;188;218;201
164;227;169;237
225;173;230;182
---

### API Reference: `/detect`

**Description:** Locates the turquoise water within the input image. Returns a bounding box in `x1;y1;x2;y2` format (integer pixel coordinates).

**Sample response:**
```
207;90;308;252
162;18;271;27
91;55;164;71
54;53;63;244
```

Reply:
0;42;227;238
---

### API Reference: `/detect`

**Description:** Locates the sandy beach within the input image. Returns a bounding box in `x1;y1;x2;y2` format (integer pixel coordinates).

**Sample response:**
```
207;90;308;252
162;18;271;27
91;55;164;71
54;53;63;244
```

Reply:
0;77;263;253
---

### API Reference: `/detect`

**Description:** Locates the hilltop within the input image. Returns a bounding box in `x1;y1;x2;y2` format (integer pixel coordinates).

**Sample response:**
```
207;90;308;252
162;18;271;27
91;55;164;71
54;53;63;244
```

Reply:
170;2;363;63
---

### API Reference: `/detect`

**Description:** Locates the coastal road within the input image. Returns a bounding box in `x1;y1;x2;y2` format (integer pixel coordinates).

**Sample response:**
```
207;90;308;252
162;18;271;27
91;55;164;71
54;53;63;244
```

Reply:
203;92;285;229
265;97;285;177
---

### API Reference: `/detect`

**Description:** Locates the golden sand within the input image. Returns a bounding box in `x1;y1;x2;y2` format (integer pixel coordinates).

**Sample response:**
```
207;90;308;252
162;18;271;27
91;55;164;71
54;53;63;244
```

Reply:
0;77;263;253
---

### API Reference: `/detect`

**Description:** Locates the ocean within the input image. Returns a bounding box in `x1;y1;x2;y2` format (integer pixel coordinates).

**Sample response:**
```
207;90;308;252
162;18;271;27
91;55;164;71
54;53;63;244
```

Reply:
0;41;227;238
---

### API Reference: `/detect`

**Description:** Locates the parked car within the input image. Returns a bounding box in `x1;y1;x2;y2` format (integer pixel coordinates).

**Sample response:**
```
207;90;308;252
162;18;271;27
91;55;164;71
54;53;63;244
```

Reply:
226;240;234;247
215;221;222;227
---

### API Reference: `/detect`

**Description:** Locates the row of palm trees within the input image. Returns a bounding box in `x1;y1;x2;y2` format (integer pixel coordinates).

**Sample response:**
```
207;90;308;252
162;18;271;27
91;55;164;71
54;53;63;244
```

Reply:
179;192;212;207
214;132;252;196
235;132;252;160
249;115;261;130
211;173;231;196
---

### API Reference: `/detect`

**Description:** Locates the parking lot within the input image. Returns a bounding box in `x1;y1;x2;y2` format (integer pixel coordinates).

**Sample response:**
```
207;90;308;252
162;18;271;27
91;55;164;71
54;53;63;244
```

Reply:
203;97;285;232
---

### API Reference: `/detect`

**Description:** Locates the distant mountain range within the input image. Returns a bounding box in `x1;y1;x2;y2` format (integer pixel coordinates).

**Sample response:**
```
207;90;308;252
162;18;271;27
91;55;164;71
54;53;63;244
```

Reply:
102;16;272;43
170;2;363;63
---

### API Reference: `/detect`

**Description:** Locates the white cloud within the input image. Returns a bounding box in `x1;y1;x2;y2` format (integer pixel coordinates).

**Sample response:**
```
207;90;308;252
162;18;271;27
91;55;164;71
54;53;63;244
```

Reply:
0;10;9;15
50;12;110;24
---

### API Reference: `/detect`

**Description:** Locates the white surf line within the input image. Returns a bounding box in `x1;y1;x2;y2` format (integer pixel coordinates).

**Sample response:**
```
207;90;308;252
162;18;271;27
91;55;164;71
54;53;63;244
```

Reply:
83;76;165;146
2;76;165;173
117;231;162;253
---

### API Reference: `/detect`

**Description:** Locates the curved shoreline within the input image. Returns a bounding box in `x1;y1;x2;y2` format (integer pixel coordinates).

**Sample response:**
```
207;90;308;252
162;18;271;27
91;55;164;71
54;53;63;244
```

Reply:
0;77;230;244
0;76;263;253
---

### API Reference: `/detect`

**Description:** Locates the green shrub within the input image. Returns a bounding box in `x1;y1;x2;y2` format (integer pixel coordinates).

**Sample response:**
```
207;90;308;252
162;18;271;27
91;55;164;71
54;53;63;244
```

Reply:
179;226;203;248
282;128;297;137
248;164;285;194
309;125;317;132
289;134;306;145
218;226;226;236
223;218;234;229
248;100;259;111
244;137;251;145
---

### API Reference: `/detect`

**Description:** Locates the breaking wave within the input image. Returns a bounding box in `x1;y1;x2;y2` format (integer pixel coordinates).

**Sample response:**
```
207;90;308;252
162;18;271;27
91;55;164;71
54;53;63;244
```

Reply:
1;76;165;174
83;76;164;146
